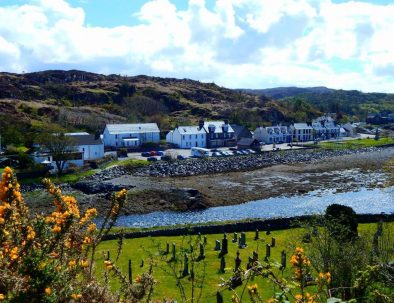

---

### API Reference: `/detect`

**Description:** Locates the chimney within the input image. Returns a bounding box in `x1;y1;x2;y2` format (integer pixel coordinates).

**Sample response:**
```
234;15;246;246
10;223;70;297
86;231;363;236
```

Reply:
198;119;204;130
95;131;101;140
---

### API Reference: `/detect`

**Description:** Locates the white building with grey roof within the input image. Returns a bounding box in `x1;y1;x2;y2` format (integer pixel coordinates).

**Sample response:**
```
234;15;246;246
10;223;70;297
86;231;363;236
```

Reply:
103;123;160;148
166;125;207;148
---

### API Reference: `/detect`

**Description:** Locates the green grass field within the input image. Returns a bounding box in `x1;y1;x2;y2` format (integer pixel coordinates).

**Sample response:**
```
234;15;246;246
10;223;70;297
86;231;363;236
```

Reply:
319;137;394;150
96;223;389;302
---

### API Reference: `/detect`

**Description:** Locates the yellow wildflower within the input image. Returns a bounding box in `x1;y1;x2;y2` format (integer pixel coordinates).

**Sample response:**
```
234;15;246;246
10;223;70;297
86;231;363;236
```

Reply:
87;223;96;233
0;293;5;300
45;287;51;295
68;260;77;269
52;225;61;233
71;293;82;300
104;260;113;270
247;283;258;294
80;259;89;267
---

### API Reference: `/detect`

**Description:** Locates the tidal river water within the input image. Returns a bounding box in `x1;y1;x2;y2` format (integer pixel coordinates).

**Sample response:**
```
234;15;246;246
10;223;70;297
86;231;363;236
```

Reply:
107;186;394;228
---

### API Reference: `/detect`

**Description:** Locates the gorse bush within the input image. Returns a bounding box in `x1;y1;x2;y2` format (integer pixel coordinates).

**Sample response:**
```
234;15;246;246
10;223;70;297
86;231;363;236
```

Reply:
0;167;154;303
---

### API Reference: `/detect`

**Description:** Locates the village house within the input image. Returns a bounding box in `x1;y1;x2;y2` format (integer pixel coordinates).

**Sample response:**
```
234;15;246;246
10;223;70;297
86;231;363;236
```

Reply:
103;123;160;148
290;123;313;142
166;123;207;148
65;132;104;160
203;120;236;148
32;132;104;172
237;138;261;150
253;125;293;144
312;116;340;139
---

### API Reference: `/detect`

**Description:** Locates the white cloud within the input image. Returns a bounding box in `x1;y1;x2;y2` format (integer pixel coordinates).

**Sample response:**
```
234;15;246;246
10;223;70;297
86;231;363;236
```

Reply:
0;0;393;92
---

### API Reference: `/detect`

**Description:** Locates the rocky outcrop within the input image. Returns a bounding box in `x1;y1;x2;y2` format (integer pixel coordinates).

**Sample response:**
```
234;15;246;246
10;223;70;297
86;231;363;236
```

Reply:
71;181;134;195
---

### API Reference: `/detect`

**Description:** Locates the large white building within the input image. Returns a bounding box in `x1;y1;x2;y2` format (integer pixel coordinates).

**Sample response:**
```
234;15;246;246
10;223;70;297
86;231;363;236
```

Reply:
290;123;313;142
253;125;292;144
166;125;207;148
103;123;160;148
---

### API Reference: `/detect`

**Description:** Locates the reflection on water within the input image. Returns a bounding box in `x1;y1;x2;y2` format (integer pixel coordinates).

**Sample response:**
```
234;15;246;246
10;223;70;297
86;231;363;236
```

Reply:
100;187;394;228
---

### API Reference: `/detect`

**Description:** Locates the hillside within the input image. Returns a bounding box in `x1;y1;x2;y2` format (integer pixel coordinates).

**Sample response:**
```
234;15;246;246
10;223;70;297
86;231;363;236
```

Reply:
0;70;316;147
244;87;394;121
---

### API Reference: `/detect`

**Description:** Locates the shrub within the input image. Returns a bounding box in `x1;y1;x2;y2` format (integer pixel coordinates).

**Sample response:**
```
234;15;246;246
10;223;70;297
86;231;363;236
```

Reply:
0;167;154;302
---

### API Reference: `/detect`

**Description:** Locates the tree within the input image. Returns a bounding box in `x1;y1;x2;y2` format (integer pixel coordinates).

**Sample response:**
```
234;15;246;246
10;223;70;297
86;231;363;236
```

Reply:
38;133;77;175
325;204;358;242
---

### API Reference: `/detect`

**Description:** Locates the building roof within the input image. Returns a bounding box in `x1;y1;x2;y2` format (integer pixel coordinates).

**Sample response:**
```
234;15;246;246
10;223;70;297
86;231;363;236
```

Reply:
106;123;160;134
65;133;103;146
177;126;206;135
203;121;234;134
292;123;313;129
231;124;252;138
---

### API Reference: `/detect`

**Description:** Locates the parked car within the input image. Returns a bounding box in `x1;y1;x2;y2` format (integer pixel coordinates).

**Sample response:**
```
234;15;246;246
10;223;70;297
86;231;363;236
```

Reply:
247;149;256;154
229;147;237;151
157;151;164;156
149;151;157;156
211;151;222;157
218;151;227;156
141;152;150;157
147;156;158;162
177;155;187;160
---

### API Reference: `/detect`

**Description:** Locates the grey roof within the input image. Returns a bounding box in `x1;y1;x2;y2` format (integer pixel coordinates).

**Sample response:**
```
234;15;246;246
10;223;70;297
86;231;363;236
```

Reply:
106;123;160;134
203;121;234;134
66;134;103;146
177;126;206;135
292;123;313;129
231;124;252;138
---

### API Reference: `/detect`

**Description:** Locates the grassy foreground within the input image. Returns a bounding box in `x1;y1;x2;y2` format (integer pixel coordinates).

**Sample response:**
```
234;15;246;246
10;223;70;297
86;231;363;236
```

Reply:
96;223;389;302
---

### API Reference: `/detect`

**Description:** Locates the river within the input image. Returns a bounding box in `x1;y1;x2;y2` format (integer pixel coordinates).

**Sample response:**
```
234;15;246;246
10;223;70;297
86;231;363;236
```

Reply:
106;186;394;228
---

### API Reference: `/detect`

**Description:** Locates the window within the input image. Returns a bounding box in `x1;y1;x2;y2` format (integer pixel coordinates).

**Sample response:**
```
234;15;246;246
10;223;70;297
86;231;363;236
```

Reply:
115;134;118;139
195;135;197;139
189;135;192;139
182;135;185;140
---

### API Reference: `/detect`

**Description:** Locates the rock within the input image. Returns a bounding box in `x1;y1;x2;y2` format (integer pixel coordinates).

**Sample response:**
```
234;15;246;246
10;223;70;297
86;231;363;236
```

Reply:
71;181;134;194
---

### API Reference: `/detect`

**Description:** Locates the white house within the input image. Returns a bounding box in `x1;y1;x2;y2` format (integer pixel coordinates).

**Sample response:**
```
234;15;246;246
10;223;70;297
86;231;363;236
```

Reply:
253;125;292;144
166;125;207;148
32;152;84;173
65;132;104;160
103;123;160;148
312;116;340;139
290;123;313;142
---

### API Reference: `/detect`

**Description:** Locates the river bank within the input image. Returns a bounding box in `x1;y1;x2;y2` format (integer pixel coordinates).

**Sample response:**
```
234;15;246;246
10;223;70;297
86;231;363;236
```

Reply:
23;147;394;216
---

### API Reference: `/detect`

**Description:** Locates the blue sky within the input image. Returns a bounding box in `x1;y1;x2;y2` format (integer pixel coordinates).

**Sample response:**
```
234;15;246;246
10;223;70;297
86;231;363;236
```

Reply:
0;0;394;92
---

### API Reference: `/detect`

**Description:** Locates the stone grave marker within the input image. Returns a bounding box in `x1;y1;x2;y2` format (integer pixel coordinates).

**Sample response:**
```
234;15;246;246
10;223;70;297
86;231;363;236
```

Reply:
219;256;226;273
182;253;189;277
232;232;238;243
214;240;221;251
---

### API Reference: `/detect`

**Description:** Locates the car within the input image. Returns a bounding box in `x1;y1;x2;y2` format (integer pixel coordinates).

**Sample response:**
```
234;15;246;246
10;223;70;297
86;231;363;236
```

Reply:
229;147;237;151
156;151;164;156
247;149;256;154
177;155;187;160
149;151;157;156
147;156;158;162
218;151;227;156
234;150;242;155
141;152;150;157
211;151;222;157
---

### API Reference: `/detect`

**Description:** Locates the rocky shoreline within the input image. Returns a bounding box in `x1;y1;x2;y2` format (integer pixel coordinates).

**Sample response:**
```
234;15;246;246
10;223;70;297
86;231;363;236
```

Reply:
87;146;391;180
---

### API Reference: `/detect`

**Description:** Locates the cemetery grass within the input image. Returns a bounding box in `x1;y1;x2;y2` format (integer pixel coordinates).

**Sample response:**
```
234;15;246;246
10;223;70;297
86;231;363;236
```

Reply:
95;223;391;302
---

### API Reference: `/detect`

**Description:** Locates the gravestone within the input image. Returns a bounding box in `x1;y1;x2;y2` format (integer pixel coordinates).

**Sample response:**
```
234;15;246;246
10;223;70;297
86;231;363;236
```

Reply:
219;256;226;273
165;242;169;255
239;232;247;248
271;237;276;247
281;250;286;269
266;224;271;235
221;234;228;255
128;259;132;284
140;259;144;268
215;240;221;251
197;243;205;261
232;232;238;243
216;292;224;303
182;253;189;277
170;243;176;262
254;229;259;240
247;256;253;270
234;250;241;271
106;251;110;261
203;235;208;245
266;244;271;258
